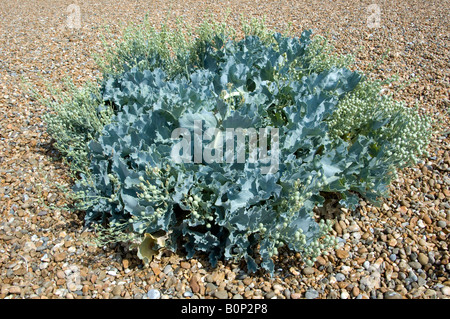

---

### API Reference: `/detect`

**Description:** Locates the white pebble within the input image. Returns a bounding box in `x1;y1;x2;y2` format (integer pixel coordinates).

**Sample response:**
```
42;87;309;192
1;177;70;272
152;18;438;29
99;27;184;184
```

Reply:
273;284;284;291
341;290;350;299
341;265;351;274
363;261;370;270
442;286;450;296
147;289;161;299
352;232;361;240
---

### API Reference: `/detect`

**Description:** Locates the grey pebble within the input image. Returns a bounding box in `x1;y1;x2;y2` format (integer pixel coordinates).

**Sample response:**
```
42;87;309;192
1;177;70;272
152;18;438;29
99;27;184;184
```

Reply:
36;244;47;252
303;267;315;275
284;289;291;299
183;291;193;298
163;265;173;275
437;220;447;228
418;276;427;287
335;273;345;282
408;271;418;282
305;288;319;299
265;291;276;299
389;254;397;261
236;274;247;280
405;246;412;255
206;282;218;293
428;251;436;264
409;261;422;270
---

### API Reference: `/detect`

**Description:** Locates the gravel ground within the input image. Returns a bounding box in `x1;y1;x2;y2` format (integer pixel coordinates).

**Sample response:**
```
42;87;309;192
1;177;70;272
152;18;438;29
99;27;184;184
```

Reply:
0;0;449;300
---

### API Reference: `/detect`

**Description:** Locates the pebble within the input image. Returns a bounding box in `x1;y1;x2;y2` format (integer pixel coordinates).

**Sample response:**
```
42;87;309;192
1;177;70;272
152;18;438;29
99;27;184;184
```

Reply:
328;290;338;299
112;285;124;297
180;262;191;269
305;288;319;299
53;252;67;262
418;276;427;287
287;292;299;299
335;249;349;259
284;289;291;299
352;286;360;297
409;271;418;282
56;270;65;279
340;290;350;299
409;262;422;270
423;214;432;225
442;286;450;296
163;265;173;275
363;261;370;270
384;291;402;299
183;291;193;298
206;282;218;293
418;253;429;266
303;267;315;275
242;277;253;286
9;286;21;294
437;220;447;228
336;273;346;282
147;289;161;299
348;224;360;232
265;291;276;299
214;290;229;299
315;256;327;266
189;275;200;294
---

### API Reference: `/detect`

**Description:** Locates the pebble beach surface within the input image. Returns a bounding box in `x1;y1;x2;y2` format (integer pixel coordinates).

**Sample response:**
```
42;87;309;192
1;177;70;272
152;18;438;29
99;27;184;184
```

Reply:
0;0;449;300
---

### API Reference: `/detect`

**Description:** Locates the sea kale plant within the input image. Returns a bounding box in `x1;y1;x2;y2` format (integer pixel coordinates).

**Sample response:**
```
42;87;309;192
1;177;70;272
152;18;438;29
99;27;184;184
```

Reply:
44;17;432;273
